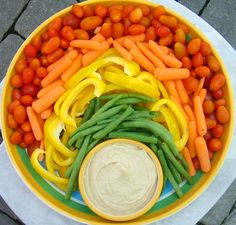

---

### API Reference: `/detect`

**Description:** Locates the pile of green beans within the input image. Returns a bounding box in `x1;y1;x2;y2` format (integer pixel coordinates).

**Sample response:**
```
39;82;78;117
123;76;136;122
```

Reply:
64;93;190;200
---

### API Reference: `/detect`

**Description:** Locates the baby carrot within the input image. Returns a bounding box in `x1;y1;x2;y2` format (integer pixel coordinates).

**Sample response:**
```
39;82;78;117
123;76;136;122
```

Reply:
82;41;109;66
47;50;78;72
194;77;205;97
40;106;53;119
175;80;189;104
81;33;105;54
182;147;196;176
32;86;65;114
184;104;195;121
187;120;197;158
129;47;155;73
154;68;190;81
163;81;181;103
116;33;145;45
70;40;101;50
199;88;207;104
123;38;137;51
159;45;170;54
37;79;63;98
41;57;72;87
170;95;189;122
149;40;182;68
136;42;166;68
26;107;43;141
61;54;82;82
195;136;211;173
106;37;113;46
193;95;207;136
113;40;133;61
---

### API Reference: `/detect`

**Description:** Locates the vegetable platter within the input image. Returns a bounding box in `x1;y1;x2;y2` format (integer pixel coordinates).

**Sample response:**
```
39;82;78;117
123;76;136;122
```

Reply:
0;0;234;224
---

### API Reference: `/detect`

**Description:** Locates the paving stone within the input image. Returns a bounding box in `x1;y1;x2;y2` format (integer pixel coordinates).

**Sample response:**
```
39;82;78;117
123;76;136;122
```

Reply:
0;196;19;221
0;212;21;225
0;35;24;81
0;0;27;40
178;0;206;14
223;210;236;225
15;0;77;38
200;179;236;225
201;0;236;49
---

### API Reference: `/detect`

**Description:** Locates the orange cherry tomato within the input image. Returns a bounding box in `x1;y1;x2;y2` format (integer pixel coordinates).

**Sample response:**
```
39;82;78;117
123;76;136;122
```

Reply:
195;66;211;77
15;58;28;74
174;28;185;43
109;9;122;23
174;42;187;60
159;15;177;28
83;5;94;17
72;5;84;18
60;39;70;49
156;26;171;38
214;98;226;110
22;83;38;97
205;118;217;129
32;35;42;51
80;16;103;30
212;124;224;138
109;5;124;12
153;5;166;19
36;66;48;78
94;4;108;18
192;52;204;68
146;26;157;41
22;67;35;84
7;114;18;129
216;106;229;124
13;105;26;124
24;45;37;58
11;74;23;88
40;55;49;67
139;17;151;28
207;55;220;72
187;38;201;55
46;48;64;64
20;95;33;106
210;74;226;91
208;138;222;152
203;100;215;114
200;41;212;56
23;132;35;145
182;56;192;70
74;29;89;40
159;33;174;46
128;24;145;35
138;5;150;17
8;100;21;114
10;131;22;144
61;26;75;41
213;88;224;99
63;13;80;29
123;18;131;35
183;76;199;93
122;5;134;19
48;17;63;32
173;23;189;34
42;37;61;55
21;121;32;132
41;31;49;41
100;22;112;38
112;23;124;38
47;28;59;38
129;8;143;23
30;58;41;70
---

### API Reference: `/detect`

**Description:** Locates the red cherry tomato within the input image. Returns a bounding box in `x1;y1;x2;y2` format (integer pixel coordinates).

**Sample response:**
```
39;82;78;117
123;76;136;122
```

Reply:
22;84;38;97
24;45;37;58
211;124;224;138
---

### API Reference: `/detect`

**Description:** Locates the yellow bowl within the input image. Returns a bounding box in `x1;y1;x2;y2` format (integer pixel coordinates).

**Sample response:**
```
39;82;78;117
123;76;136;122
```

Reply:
0;0;234;224
79;138;164;222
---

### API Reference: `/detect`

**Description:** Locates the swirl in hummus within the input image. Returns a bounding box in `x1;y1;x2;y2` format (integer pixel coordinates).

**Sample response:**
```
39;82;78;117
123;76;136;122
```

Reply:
84;142;158;217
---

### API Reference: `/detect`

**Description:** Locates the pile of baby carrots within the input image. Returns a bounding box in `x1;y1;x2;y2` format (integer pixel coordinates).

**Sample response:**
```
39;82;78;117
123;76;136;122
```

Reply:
7;3;230;176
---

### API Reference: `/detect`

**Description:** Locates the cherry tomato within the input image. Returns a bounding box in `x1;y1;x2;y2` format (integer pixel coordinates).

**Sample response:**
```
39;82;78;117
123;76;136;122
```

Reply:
159;15;177;28
15;58;28;74
183;76;199;93
192;52;204;68
207;55;220;72
122;5;134;19
82;6;94;17
213;88;224;99
12;89;22;100
187;38;201;55
216;106;229;124
94;4;108;17
174;28;185;43
203;100;215;114
23;132;35;145
21;121;32;132
60;26;75;41
128;24;145;35
129;8;143;23
48;17;63;32
20;95;33;106
208;150;214;159
173;23;189;34
212;124;224;138
195;66;210;77
146;26;157;41
193;157;200;170
156;26;171;38
22;83;38;97
7;114;18;129
112;23;124;38
32;35;42;51
60;39;70;49
22;67;35;84
42;37;61;55
153;5;166;19
74;29;89;40
159;33;174;46
63;13;80;29
210;74;226;91
109;9;122;23
214;98;226;110
151;19;162;30
11;74;23;88
40;55;49;67
46;48;64;64
174;42;187;60
41;31;49;41
138;5;150;17
200;41;212;56
109;5;124;12
10;131;22;144
47;28;59;38
100;22;112;38
205;118;217;129
182;56;192;70
24;45;37;58
204;131;212;143
80;16;103;30
30;58;41;70
8;100;21;114
204;91;213;101
27;141;40;156
139;17;151;28
33;77;41;86
13;105;26;124
20;142;27;148
123;18;131;35
208;138;222;152
72;5;84;18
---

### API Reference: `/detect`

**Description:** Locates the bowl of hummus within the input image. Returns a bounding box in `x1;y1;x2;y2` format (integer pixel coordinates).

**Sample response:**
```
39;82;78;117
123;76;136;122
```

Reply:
79;138;163;221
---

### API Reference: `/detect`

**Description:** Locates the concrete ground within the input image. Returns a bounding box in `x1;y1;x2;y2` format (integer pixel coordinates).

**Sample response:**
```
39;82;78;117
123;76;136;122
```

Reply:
0;0;235;224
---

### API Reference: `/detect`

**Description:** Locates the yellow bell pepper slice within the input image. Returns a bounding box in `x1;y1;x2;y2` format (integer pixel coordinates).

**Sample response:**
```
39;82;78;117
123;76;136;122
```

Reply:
31;148;69;185
151;99;189;151
98;48;119;59
103;71;158;98
52;150;74;167
65;56;140;89
159;105;181;142
44;115;77;157
105;65;124;74
54;90;69;117
60;78;105;127
104;84;126;93
156;80;169;99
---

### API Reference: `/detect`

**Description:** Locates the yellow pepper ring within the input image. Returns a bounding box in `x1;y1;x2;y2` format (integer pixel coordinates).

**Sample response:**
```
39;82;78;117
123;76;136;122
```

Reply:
52;150;74;167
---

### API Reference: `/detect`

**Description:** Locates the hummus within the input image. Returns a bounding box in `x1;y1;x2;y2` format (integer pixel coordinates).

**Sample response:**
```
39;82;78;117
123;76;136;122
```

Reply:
84;142;158;217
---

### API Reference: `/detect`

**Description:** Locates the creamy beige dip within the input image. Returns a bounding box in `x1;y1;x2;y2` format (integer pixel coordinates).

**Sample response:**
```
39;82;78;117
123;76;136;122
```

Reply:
84;142;158;217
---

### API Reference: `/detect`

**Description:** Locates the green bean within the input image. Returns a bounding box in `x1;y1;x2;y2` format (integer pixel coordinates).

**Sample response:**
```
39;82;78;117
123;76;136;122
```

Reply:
100;93;156;102
115;97;148;105
168;158;182;184
68;124;107;146
162;172;167;191
94;98;101;112
87;139;101;153
93;106;134;140
133;106;149;111
157;150;183;198
108;131;158;144
82;98;95;122
162;143;192;184
64;164;73;178
75;137;84;149
70;104;127;136
149;143;159;154
65;135;91;200
96;117;118;125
